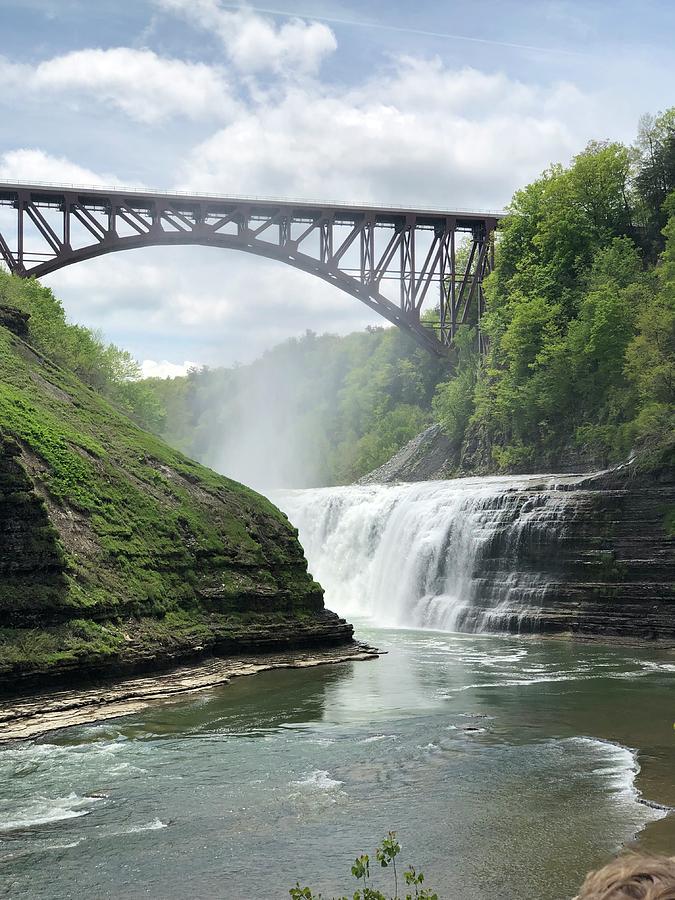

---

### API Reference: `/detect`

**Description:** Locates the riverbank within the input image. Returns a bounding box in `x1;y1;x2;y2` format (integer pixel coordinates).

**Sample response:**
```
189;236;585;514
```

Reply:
0;643;379;742
1;298;358;689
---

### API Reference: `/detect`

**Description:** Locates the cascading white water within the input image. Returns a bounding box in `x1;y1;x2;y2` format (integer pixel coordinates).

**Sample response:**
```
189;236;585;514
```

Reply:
276;474;587;633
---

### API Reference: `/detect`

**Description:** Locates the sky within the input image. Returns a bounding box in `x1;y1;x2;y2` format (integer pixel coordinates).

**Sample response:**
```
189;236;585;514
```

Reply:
0;0;673;376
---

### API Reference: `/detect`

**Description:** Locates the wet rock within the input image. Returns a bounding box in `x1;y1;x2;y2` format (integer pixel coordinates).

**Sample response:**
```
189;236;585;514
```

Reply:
443;470;675;640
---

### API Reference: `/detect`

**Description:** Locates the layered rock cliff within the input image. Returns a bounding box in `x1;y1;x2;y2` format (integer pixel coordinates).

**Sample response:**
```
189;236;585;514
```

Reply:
359;427;674;640
0;312;352;691
466;466;675;638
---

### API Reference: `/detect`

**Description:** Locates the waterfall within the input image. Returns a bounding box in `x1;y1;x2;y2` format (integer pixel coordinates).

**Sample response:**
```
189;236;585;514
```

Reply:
276;475;585;634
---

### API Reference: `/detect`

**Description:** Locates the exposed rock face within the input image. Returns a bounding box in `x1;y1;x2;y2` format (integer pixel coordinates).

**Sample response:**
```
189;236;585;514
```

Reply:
537;467;674;637
0;304;29;338
462;466;675;639
359;425;455;485
360;425;674;640
359;423;610;483
0;316;353;692
0;434;69;629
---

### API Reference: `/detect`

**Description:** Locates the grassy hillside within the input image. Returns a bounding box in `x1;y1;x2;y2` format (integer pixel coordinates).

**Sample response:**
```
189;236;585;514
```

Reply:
0;294;351;687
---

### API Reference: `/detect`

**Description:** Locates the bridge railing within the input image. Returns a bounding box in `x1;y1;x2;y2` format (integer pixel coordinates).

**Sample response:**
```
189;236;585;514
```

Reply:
0;180;505;219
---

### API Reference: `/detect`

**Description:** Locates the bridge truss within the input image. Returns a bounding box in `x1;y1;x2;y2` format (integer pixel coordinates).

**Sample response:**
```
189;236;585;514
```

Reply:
0;183;499;356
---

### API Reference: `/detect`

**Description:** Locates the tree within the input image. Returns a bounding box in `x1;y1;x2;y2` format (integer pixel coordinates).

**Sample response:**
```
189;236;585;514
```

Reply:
634;109;675;255
624;191;675;458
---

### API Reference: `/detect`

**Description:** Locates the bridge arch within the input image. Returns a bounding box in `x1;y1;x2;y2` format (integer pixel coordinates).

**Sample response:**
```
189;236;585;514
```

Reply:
0;183;500;356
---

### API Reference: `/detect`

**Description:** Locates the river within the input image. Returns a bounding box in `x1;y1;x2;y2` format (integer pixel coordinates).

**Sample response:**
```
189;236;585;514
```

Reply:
1;478;674;899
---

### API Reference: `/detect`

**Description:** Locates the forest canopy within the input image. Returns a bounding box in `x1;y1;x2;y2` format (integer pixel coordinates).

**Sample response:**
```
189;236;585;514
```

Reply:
457;111;675;471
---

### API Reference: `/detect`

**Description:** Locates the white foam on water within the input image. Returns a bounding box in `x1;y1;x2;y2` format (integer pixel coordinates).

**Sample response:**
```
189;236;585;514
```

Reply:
640;661;675;673
111;818;168;835
291;769;344;791
0;793;103;832
570;737;671;823
107;762;148;776
451;673;588;691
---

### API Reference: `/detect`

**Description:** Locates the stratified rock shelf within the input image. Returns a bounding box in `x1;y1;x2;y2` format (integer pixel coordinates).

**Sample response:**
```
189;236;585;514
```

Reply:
0;313;353;693
359;425;674;640
519;467;675;639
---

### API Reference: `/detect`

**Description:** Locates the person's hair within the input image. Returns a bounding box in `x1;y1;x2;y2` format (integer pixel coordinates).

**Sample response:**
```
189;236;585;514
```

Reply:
575;853;675;900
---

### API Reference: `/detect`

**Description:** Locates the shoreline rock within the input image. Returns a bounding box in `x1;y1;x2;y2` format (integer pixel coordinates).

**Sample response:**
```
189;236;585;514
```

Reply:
0;642;379;742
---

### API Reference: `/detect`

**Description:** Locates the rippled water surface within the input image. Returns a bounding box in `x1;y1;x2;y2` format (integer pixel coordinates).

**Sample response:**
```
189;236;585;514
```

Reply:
2;626;674;899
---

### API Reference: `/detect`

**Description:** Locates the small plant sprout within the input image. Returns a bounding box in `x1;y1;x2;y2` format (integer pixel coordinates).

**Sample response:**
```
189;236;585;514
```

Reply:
289;886;321;900
289;832;438;900
376;832;402;897
351;853;370;884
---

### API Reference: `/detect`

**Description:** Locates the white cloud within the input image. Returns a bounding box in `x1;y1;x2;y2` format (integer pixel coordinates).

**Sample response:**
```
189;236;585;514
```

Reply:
175;58;591;209
141;358;201;378
0;149;129;187
1;48;234;125
0;57;29;92
156;0;337;75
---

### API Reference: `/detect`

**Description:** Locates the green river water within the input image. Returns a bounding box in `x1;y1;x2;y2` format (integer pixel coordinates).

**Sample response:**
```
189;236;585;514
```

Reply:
1;624;674;899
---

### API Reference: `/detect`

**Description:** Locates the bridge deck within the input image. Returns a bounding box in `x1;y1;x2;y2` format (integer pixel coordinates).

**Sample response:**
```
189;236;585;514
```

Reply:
0;182;504;230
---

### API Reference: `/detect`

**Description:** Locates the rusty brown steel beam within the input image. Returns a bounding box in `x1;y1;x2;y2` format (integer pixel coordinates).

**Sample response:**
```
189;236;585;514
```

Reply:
0;182;502;357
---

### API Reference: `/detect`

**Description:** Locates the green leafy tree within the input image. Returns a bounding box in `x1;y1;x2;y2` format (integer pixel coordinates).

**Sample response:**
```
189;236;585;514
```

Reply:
460;121;675;473
634;109;675;256
432;325;479;453
624;191;675;459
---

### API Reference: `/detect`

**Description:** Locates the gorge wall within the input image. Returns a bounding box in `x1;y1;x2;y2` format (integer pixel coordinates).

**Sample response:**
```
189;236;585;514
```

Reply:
521;466;674;638
0;313;353;692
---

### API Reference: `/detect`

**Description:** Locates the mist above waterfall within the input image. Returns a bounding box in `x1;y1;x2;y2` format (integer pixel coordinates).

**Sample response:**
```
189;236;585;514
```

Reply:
169;332;342;492
152;327;447;493
276;475;583;633
205;349;329;492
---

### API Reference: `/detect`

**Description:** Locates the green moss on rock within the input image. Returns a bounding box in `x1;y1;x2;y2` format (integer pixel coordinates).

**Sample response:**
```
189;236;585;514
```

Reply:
0;301;352;689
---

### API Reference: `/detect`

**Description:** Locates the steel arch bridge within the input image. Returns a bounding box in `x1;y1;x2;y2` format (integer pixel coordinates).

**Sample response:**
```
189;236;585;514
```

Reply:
0;182;501;356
